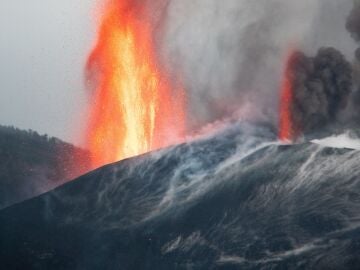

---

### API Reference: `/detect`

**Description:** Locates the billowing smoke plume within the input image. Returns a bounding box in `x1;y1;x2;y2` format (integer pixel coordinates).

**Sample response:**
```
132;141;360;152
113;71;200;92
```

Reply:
278;0;360;139
159;0;355;131
287;48;352;137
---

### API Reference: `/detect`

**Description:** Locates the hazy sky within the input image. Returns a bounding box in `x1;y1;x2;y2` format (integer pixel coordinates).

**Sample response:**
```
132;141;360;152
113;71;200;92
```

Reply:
0;0;357;145
0;1;96;144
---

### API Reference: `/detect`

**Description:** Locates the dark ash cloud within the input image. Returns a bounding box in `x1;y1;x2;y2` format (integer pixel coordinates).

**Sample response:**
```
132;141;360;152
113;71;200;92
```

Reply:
288;48;352;136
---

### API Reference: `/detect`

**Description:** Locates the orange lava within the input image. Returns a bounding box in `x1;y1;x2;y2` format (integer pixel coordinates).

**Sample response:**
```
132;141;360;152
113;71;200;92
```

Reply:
86;0;186;168
278;50;297;142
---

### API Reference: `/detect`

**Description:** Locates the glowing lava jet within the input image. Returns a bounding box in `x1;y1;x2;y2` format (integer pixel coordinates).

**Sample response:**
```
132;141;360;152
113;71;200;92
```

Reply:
86;0;186;168
278;50;300;142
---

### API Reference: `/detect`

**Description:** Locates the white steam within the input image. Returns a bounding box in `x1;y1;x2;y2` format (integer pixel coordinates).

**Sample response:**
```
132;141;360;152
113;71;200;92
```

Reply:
312;132;360;150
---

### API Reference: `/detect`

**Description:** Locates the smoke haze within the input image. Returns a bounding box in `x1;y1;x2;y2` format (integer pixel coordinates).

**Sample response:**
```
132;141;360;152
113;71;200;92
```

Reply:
160;0;356;131
0;0;358;142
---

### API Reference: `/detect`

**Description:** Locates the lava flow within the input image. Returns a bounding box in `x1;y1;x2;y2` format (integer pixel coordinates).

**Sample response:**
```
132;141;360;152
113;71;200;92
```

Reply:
278;50;299;142
86;0;186;168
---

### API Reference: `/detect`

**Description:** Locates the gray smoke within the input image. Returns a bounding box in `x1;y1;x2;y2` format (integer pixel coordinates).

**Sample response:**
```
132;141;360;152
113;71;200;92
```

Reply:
346;1;360;124
157;0;355;132
288;48;352;136
346;2;360;41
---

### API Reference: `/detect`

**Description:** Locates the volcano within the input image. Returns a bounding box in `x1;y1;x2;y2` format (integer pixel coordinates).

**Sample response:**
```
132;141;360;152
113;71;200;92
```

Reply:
1;122;360;269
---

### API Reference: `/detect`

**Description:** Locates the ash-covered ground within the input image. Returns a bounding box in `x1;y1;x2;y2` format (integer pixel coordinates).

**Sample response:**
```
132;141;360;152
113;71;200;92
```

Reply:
1;122;360;269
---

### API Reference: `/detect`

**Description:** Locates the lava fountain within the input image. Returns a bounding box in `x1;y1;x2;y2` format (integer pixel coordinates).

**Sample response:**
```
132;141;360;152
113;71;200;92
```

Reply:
86;1;186;168
278;49;300;142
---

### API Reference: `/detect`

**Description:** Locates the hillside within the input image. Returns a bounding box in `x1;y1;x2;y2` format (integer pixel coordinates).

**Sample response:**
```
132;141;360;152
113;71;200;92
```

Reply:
1;122;360;269
0;125;90;209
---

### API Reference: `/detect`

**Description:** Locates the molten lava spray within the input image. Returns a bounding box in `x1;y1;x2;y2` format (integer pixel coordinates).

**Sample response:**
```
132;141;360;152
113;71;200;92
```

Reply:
86;0;186;168
278;50;299;142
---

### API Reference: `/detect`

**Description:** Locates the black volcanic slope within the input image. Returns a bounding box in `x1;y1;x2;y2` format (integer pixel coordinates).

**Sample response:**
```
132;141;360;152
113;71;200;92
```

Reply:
1;123;360;270
0;125;90;209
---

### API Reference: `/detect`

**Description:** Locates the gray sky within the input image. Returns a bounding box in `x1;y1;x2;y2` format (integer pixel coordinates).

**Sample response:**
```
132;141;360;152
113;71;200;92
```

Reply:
0;0;96;144
0;0;357;145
